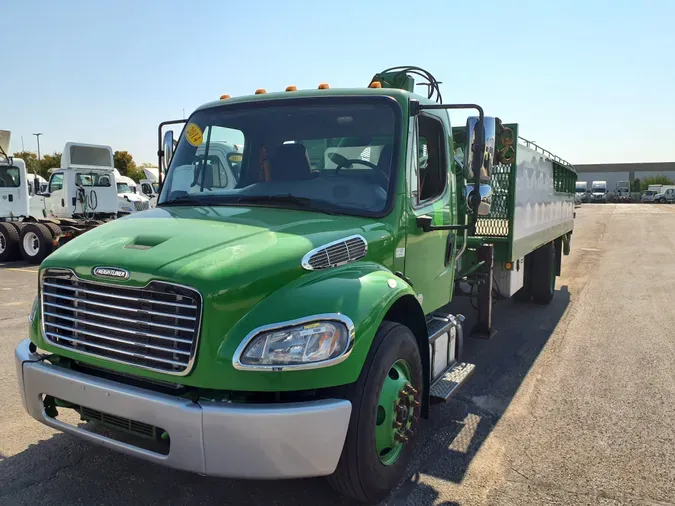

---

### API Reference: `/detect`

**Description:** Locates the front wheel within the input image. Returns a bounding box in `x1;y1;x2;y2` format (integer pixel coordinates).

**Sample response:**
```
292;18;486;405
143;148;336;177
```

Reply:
328;322;423;504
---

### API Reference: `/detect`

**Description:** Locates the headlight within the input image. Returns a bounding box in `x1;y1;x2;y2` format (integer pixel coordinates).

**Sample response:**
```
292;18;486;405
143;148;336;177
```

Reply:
234;316;354;370
28;295;38;324
121;206;133;212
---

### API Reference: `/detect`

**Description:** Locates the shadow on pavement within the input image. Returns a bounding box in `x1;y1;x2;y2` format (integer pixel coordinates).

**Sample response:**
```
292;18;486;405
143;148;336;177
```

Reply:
390;286;571;503
0;288;570;506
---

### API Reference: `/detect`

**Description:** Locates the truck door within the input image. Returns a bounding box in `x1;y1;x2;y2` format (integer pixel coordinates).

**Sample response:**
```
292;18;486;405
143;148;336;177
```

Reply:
47;172;67;218
404;113;456;315
0;164;22;216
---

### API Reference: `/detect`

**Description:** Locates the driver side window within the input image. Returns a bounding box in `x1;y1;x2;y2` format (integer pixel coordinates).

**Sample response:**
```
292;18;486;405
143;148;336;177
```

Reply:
412;114;447;207
49;173;64;192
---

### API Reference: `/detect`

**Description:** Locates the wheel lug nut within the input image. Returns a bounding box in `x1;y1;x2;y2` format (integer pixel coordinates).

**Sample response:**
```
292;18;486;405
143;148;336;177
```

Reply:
393;421;402;429
412;400;420;407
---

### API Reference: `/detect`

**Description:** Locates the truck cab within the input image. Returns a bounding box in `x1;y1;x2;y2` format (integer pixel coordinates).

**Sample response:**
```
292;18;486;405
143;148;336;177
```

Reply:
575;180;589;203
653;185;675;204
0;130;31;220
15;68;575;504
591;180;607;202
139;167;160;208
31;143;118;220
616;181;631;202
113;169;150;215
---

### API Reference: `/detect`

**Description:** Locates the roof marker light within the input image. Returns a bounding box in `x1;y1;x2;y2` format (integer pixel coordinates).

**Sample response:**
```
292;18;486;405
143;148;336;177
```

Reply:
255;88;267;94
318;83;330;89
286;85;297;92
220;94;231;100
369;81;382;88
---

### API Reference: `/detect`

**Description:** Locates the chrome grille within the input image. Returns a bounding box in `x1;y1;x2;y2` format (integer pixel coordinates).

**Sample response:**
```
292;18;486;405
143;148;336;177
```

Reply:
134;201;150;211
302;235;368;270
41;269;201;375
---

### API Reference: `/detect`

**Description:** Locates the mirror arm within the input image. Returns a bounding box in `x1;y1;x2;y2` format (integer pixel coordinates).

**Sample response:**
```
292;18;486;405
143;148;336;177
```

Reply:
157;119;187;186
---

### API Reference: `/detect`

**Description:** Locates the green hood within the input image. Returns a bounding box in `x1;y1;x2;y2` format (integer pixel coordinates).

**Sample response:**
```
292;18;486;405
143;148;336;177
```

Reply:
43;205;393;295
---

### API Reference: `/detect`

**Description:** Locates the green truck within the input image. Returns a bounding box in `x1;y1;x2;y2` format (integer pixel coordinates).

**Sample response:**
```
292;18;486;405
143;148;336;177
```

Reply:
15;67;576;503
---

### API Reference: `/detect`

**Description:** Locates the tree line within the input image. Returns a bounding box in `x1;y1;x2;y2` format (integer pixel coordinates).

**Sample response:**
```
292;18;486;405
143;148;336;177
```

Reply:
11;150;150;182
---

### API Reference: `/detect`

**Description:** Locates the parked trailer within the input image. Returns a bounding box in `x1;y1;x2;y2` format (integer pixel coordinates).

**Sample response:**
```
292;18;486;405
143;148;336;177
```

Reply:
0;131;118;263
15;67;575;504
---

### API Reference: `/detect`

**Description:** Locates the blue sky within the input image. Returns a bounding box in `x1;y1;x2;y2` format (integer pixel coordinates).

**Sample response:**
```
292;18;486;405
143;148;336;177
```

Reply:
2;0;674;165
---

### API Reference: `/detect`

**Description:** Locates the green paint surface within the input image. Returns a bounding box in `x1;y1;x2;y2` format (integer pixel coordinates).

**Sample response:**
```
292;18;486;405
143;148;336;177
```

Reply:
29;87;574;393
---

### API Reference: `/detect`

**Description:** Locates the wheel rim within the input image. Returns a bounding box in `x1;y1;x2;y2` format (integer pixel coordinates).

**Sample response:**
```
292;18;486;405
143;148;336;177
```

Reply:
375;359;419;466
0;233;5;254
23;231;40;257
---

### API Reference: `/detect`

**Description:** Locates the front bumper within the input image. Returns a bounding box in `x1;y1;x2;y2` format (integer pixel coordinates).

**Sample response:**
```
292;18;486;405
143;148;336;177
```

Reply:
15;338;352;479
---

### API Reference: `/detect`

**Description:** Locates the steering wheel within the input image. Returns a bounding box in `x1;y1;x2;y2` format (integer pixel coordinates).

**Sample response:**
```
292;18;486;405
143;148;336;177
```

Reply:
328;152;389;187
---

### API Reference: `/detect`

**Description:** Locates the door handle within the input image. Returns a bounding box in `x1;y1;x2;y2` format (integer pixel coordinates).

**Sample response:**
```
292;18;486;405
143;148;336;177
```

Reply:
8;194;12;202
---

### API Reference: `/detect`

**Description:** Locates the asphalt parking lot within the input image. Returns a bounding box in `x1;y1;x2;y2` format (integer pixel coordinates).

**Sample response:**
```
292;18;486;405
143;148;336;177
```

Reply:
1;204;674;505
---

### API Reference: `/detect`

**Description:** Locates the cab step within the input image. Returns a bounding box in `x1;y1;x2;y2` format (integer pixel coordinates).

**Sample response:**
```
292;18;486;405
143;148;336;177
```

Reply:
429;362;475;403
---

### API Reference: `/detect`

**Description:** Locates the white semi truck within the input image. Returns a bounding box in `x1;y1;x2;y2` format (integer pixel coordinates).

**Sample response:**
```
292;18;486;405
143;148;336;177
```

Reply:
0;131;118;263
616;181;631;202
112;169;151;215
575;180;589;203
591;180;607;203
139;167;160;208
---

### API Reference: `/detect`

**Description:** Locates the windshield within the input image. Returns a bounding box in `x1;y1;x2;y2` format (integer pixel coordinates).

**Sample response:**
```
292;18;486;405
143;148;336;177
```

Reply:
592;186;605;192
575;183;586;192
159;98;399;216
117;182;132;193
76;172;112;187
645;191;655;196
152;182;159;193
0;166;20;187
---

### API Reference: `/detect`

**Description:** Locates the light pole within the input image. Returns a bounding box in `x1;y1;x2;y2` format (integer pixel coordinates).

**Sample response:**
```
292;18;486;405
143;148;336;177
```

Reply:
33;132;42;161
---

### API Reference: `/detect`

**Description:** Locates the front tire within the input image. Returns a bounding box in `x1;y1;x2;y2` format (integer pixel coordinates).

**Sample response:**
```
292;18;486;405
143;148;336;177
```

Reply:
328;322;423;504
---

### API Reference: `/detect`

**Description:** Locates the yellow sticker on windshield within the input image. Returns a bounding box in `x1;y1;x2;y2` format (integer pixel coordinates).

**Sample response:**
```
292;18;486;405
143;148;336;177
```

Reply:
185;123;203;147
228;153;242;162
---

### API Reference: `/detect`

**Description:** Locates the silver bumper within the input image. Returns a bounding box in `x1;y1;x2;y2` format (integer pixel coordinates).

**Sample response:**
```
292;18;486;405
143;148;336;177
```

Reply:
15;338;352;479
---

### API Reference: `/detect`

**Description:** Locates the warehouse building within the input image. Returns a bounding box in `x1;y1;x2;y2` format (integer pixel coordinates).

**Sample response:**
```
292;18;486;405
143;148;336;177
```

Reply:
574;162;675;191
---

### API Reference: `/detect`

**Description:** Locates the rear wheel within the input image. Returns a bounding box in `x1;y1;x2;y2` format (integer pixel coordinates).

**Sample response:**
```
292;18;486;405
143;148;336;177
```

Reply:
43;223;63;240
328;322;423;504
19;223;53;264
0;222;21;262
531;242;556;305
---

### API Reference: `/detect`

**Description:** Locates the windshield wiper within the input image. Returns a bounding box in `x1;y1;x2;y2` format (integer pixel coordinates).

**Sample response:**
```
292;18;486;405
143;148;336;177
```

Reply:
232;194;338;214
158;194;210;206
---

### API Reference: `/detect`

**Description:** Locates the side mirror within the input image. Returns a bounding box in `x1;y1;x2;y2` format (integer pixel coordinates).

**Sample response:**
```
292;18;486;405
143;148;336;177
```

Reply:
464;116;496;183
466;183;492;216
161;130;175;172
